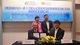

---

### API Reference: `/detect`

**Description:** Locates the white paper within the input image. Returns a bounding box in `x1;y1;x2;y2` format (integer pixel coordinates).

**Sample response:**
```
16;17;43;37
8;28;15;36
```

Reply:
61;39;73;43
40;33;46;38
33;33;39;38
22;40;35;44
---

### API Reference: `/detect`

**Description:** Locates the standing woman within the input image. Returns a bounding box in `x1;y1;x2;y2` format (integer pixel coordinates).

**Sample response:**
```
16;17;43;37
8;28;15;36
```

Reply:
32;16;43;33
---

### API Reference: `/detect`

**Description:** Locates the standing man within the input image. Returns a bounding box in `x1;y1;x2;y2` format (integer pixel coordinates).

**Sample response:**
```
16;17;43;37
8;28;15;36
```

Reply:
41;14;53;35
50;20;65;43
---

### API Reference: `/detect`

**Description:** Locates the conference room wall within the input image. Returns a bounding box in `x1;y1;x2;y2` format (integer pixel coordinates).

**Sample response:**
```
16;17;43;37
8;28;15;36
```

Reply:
2;22;72;32
72;0;80;41
0;0;2;45
75;9;80;41
75;0;80;4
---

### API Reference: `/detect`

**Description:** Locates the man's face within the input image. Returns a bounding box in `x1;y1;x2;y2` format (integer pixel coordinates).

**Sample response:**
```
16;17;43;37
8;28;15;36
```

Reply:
54;23;60;29
44;15;48;21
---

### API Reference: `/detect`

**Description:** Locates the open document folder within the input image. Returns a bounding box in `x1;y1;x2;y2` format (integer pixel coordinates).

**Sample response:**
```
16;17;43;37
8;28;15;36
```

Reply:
33;33;46;38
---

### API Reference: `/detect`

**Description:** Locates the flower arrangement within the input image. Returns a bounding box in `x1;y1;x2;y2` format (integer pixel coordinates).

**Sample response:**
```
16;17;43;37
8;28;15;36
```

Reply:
38;36;56;44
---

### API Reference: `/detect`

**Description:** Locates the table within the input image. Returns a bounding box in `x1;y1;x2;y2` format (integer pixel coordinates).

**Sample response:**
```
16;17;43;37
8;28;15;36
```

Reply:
12;40;80;45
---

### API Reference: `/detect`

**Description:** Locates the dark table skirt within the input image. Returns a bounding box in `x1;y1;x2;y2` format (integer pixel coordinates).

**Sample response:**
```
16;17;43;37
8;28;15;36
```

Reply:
12;40;80;45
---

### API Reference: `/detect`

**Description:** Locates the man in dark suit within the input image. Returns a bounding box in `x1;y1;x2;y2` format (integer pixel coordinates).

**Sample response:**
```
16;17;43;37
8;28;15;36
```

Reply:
50;20;65;43
41;14;53;35
28;22;39;40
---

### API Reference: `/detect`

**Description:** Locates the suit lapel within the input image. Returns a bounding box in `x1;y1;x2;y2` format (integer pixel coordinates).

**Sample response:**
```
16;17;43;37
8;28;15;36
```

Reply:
31;29;34;35
53;28;55;36
48;21;51;30
56;28;61;37
44;21;48;30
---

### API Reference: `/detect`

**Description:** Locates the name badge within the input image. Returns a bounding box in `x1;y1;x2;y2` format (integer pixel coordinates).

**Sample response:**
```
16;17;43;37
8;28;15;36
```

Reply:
22;40;35;44
61;39;73;43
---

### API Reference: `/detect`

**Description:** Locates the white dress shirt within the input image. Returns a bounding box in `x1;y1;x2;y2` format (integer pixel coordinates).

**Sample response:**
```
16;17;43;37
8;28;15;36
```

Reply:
55;28;59;38
46;21;49;30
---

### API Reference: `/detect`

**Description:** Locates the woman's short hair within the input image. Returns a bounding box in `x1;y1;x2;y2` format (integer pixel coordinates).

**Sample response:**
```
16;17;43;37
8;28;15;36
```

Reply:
35;16;39;20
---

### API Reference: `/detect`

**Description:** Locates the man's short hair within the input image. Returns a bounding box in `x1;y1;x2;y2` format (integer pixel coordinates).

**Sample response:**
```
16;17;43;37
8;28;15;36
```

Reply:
54;20;61;25
44;14;48;17
35;16;39;20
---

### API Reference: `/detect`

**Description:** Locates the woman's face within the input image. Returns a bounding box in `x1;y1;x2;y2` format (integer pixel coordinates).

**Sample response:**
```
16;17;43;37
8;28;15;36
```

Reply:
35;18;39;21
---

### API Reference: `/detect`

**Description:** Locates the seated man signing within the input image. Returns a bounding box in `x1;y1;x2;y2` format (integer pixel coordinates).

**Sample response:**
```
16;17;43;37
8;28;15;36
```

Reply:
28;22;39;41
50;20;65;43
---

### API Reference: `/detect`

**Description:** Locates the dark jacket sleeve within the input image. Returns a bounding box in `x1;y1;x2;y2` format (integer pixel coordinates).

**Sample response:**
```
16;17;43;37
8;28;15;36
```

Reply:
56;30;65;40
49;21;53;30
41;22;47;33
49;28;55;37
28;30;33;39
28;30;38;40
